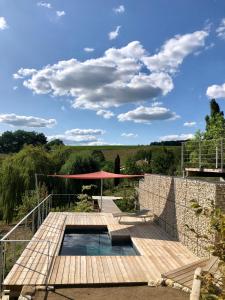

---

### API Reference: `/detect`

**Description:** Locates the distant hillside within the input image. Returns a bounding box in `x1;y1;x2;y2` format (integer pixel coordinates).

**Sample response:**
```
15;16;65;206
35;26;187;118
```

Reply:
66;145;181;164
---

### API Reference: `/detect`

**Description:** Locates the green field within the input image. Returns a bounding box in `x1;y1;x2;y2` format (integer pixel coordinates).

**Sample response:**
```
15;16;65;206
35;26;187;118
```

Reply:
66;145;181;164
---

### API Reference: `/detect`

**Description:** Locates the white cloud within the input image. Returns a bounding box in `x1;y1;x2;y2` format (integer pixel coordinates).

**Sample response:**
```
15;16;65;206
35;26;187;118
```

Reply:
13;86;18;91
96;109;114;119
114;5;125;14
151;101;163;107
143;30;208;73
216;18;225;40
109;26;121;40
48;128;105;145
14;32;207;116
118;106;179;124
65;128;105;135
61;105;66;111
37;2;52;9
56;10;65;17
14;41;172;110
0;113;56;128
184;121;196;127
84;47;95;52
121;132;138;138
159;133;194;141
0;17;8;30
206;82;225;99
13;68;37;79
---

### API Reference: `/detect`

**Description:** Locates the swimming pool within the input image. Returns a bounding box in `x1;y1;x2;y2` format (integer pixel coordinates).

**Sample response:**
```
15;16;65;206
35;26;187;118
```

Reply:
59;226;139;256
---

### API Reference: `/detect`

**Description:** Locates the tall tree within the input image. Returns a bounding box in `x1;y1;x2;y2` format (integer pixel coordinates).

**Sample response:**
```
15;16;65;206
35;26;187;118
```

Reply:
204;99;225;140
0;130;47;153
0;145;53;223
114;154;120;186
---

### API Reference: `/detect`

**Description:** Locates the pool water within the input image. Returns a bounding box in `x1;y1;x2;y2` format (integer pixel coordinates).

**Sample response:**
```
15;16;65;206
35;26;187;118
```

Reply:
59;227;139;256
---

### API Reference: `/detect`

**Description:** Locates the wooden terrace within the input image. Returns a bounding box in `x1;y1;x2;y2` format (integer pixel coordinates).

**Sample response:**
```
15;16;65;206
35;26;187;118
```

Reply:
3;211;201;289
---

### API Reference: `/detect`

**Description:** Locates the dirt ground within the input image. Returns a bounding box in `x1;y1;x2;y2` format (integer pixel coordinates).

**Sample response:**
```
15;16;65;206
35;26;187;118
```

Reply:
35;286;189;300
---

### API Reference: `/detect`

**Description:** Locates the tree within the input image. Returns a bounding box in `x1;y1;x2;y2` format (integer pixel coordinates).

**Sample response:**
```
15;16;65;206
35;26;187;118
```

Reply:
91;150;105;165
0;146;53;223
0;130;47;153
114;154;120;186
204;99;225;140
151;148;176;175
60;152;100;194
47;139;64;148
134;149;152;163
124;157;141;175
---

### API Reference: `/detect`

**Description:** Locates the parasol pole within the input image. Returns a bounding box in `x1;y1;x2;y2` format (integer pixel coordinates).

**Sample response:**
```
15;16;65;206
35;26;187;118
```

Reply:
100;178;103;212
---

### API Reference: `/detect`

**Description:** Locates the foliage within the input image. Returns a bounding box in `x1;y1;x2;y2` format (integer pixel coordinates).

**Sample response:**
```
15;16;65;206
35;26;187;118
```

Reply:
0;130;47;153
124;157;142;174
204;99;225;140
60;152;100;194
16;184;49;220
134;149;152;162
47;139;64;148
114;154;120;186
81;184;97;196
0;146;53;223
151;147;176;175
102;161;114;172
91;150;105;165
151;140;186;146
74;193;94;212
187;199;225;299
116;192;138;212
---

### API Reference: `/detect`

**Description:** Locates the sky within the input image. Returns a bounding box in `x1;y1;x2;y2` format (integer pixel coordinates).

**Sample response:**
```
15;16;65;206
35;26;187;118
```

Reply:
0;0;225;145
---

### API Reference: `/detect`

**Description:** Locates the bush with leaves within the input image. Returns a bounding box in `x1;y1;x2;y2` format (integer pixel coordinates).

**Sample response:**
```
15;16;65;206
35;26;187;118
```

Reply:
0;146;53;223
187;199;225;299
74;193;93;212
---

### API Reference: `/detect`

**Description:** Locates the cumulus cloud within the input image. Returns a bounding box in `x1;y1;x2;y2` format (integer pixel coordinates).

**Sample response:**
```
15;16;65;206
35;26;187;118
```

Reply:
206;82;225;99
143;30;208;73
121;132;138;138
0;17;8;30
84;47;95;52
216;18;225;40
37;2;52;8
56;10;65;17
65;128;105;135
109;26;121;40
96;110;114;119
184;121;196;127
118;106;179;124
48;128;105;145
14;32;207;116
151;101;163;107
159;133;194;141
114;5;125;14
0;113;56;128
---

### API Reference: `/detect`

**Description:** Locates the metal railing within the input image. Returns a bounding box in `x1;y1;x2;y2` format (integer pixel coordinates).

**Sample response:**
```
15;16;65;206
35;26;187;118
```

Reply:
181;138;225;171
0;193;75;291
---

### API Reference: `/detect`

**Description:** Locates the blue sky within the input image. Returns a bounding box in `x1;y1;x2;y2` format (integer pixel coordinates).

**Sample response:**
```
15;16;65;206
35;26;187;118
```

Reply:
0;0;225;145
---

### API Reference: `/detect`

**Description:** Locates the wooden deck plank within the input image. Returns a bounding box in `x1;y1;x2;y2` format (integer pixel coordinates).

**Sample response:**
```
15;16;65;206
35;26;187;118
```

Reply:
4;211;201;288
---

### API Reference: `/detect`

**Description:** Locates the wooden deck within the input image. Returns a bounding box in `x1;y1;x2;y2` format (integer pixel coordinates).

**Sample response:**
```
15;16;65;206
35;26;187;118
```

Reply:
162;258;209;288
4;212;201;288
92;196;122;213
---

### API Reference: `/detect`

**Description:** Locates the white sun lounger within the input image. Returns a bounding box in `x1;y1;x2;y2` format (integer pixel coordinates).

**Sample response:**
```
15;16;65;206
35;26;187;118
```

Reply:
113;209;153;223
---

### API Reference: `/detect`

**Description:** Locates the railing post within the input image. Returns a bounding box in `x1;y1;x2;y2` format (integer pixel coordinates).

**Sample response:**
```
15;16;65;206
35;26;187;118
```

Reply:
216;146;218;169
181;142;184;177
0;242;3;291
199;141;201;169
32;211;35;234
221;139;224;170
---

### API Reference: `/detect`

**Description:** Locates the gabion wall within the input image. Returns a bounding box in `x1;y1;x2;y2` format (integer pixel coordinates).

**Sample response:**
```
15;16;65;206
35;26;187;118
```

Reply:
138;174;225;257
